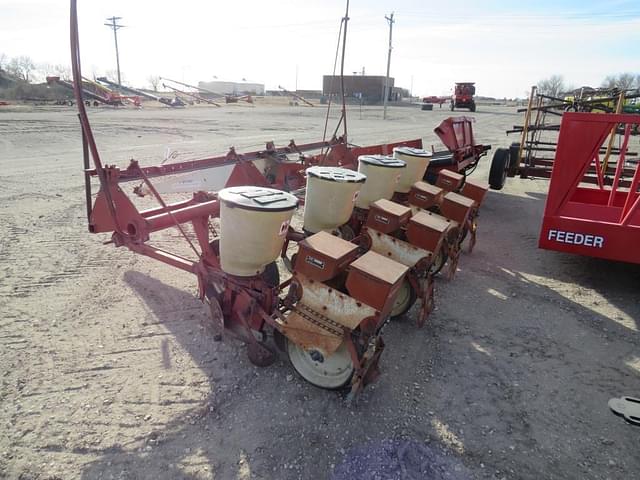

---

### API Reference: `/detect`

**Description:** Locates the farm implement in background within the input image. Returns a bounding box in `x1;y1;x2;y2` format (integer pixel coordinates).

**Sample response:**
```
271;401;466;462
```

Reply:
488;86;640;190
161;81;221;107
278;85;316;107
450;82;476;112
46;76;130;106
160;77;254;105
96;76;183;108
421;96;449;110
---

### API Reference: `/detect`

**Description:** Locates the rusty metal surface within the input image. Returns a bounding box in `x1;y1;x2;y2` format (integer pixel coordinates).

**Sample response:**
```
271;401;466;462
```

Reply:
366;228;431;268
291;274;376;331
280;310;344;356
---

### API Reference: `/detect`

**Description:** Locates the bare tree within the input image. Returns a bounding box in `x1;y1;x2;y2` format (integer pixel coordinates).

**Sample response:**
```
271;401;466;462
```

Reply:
18;56;35;82
6;57;21;79
6;55;36;82
0;52;7;70
601;75;617;89
537;75;566;99
601;73;639;90
36;63;72;83
53;64;71;80
147;75;160;91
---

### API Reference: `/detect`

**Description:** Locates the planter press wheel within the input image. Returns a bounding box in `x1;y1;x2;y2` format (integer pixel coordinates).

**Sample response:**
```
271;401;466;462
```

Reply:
429;244;449;276
390;278;418;319
287;338;354;389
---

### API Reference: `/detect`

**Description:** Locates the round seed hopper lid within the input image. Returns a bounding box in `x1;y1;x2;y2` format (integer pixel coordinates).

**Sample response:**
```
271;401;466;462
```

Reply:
218;186;298;212
306;166;366;183
358;154;406;168
393;146;433;158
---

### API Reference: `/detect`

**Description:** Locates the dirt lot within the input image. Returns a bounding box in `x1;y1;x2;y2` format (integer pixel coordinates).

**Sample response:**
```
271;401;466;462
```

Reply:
1;102;639;480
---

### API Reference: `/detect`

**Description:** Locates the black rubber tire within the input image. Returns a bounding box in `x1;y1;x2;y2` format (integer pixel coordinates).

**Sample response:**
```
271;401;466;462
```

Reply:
262;262;280;287
469;103;476;112
450;102;455;111
489;148;509;190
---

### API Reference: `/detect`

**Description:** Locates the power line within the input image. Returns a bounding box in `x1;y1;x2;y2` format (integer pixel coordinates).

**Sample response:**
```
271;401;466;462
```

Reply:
104;16;125;85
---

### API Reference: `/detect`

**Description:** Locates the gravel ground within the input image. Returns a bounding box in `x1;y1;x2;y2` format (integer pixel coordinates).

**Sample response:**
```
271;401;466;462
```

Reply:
1;102;639;480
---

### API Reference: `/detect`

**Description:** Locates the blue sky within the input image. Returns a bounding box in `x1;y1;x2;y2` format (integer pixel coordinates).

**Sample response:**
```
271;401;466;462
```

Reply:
1;0;639;97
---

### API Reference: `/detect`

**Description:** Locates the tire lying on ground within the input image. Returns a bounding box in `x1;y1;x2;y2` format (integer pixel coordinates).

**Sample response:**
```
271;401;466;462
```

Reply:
489;148;510;190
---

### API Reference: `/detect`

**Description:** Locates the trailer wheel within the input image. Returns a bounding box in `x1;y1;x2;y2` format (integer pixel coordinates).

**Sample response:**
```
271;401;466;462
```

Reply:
470;103;476;112
287;338;354;389
390;278;418;319
450;102;455;111
489;148;509;190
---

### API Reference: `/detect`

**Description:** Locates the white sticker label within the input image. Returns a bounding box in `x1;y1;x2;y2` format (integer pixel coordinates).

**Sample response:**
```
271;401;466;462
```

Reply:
279;219;290;236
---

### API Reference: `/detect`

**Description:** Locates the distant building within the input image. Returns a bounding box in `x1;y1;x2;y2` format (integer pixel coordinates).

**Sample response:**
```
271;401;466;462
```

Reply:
198;80;265;96
322;75;407;104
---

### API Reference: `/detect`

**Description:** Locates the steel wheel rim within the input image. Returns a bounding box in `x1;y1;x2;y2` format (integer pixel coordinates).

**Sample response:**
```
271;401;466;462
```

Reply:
390;278;412;317
287;339;354;389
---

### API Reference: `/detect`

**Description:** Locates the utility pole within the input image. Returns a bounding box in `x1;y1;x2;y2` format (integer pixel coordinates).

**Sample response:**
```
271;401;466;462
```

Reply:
383;12;394;120
104;16;125;85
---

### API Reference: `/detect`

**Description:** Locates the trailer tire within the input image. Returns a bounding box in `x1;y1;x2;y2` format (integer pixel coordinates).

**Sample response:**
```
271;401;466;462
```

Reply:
489;148;509;190
450;102;455;111
470;103;476;112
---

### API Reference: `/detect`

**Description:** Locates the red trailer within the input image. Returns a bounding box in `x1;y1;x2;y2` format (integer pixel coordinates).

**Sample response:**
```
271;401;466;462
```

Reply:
539;112;640;264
